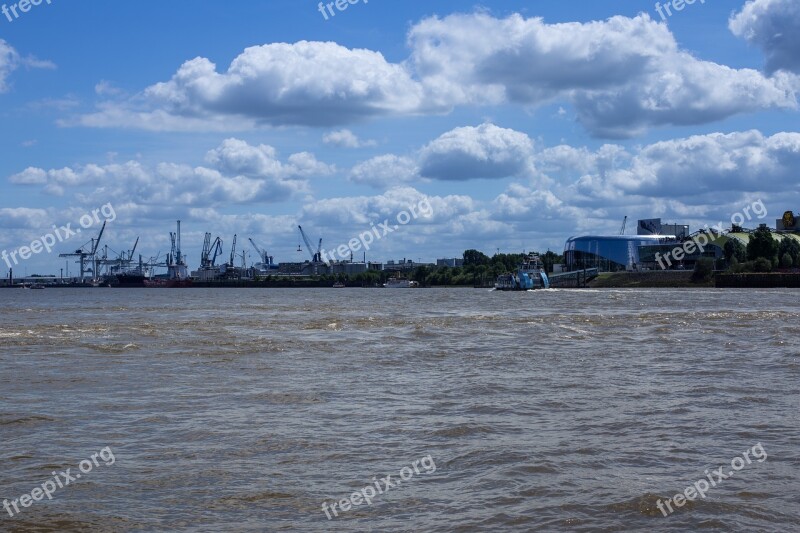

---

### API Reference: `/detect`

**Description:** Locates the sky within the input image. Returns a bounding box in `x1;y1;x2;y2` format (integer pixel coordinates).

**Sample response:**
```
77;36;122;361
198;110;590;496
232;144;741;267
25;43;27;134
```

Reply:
1;0;799;275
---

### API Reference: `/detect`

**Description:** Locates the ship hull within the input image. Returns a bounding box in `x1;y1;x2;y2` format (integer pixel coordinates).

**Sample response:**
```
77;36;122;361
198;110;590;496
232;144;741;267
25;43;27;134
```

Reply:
143;279;193;288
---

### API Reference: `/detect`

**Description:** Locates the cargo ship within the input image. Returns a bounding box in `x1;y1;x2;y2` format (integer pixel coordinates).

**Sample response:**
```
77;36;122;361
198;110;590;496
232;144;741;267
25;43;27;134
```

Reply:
495;254;550;291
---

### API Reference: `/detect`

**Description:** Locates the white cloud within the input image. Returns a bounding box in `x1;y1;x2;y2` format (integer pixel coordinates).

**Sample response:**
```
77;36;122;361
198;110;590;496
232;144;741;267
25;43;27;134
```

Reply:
71;41;428;131
204;138;334;178
95;80;124;96
9;167;48;185
419;123;534;180
409;12;797;138
322;129;377;148
297;186;501;257
0;207;49;229
65;12;798;138
10;139;323;205
730;0;800;74
349;155;420;188
0;39;55;93
0;39;20;93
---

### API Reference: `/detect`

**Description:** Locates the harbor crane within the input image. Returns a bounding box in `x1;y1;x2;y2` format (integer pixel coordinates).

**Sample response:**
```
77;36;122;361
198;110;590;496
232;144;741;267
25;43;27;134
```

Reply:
58;220;106;281
97;236;140;276
229;234;237;267
298;225;325;264
248;238;274;268
166;220;189;280
200;233;224;268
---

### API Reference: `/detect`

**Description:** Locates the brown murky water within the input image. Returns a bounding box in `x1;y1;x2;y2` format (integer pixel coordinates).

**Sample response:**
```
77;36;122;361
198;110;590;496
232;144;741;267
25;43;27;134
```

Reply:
1;288;798;531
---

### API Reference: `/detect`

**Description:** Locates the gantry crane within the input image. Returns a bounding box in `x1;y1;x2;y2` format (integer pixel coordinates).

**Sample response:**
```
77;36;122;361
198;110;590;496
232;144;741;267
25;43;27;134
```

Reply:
58;220;106;281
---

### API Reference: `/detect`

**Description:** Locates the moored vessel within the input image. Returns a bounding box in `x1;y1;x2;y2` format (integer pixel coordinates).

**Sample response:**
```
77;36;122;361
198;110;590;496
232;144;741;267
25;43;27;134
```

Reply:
383;275;419;288
495;254;550;291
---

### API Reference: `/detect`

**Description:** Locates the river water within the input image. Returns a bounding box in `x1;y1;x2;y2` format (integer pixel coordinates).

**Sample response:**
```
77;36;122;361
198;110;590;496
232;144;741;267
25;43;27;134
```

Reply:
1;288;798;532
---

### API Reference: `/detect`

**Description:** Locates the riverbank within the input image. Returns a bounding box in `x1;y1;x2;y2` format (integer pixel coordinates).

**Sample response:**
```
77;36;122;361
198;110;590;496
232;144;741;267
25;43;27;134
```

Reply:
587;271;712;288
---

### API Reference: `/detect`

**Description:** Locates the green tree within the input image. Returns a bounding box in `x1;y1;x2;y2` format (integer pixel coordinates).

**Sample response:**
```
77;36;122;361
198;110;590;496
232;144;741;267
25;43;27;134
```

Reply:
746;226;778;262
781;253;793;268
724;238;747;264
463;249;490;266
778;237;800;265
411;265;431;286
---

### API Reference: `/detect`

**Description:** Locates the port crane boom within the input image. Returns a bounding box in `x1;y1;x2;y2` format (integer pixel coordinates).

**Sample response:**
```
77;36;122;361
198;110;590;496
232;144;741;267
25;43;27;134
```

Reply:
248;238;274;267
58;220;107;281
298;225;325;263
229;234;237;267
200;233;224;268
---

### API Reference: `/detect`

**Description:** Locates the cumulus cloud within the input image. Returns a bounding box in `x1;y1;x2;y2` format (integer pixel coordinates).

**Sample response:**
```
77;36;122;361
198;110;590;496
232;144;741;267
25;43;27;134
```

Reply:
349;155;420;188
730;0;800;74
65;12;798;138
0;207;49;229
549;130;800;225
486;131;800;237
298;186;507;256
322;129;377;148
71;41;428;131
302;186;471;225
9;139;322;204
419;124;534;180
409;12;797;137
205;138;334;178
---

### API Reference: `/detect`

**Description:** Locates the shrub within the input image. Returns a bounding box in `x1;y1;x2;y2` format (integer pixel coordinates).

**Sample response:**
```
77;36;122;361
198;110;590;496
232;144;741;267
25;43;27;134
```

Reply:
753;257;773;272
691;258;714;282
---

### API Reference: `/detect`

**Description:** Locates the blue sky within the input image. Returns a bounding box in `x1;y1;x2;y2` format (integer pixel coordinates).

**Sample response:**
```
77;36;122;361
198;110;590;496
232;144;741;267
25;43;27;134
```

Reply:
1;0;799;274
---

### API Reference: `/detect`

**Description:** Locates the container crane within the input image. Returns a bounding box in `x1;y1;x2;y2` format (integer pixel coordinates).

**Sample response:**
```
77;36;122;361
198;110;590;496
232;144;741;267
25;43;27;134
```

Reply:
58;220;106;281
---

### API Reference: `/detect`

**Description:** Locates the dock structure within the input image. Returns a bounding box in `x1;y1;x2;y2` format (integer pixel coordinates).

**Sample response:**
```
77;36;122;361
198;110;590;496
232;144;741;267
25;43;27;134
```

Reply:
547;268;599;288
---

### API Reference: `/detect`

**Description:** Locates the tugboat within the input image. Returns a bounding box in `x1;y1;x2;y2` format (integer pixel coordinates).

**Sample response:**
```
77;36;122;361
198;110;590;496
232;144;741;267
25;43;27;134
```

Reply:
495;254;550;291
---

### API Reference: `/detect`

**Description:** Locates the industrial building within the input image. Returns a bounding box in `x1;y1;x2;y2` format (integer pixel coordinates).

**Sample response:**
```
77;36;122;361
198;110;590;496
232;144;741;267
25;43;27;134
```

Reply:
437;258;464;268
566;217;720;271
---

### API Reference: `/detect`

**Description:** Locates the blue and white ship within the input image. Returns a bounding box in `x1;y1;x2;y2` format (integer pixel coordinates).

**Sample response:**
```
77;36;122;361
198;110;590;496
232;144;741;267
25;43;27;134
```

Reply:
494;254;550;291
